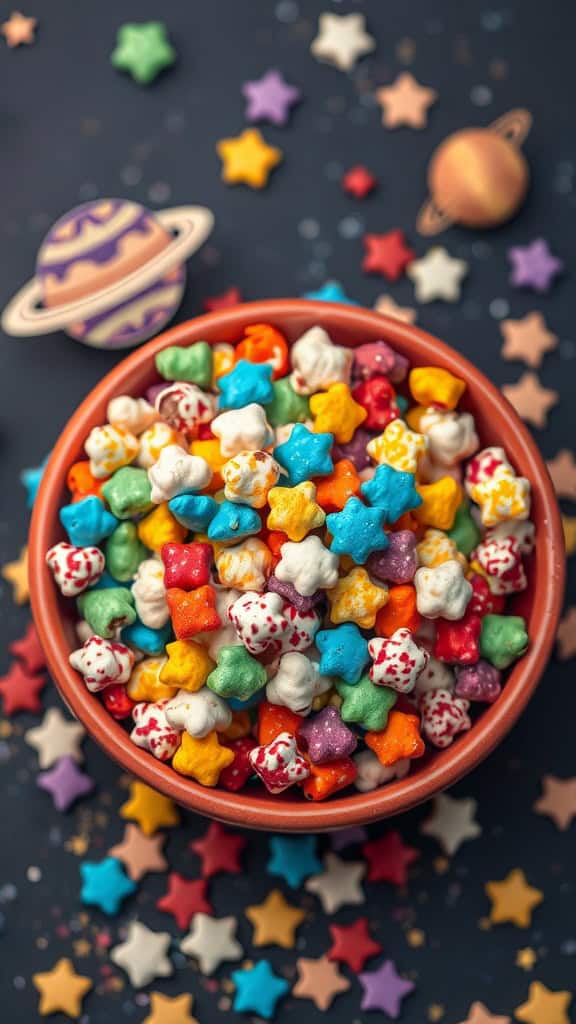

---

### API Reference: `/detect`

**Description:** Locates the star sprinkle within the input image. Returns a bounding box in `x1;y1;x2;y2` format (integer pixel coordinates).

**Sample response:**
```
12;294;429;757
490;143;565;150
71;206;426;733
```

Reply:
1;10;37;47
120;780;180;836
32;958;92;1018
515;982;572;1024
408;247;469;302
156;873;212;930
293;955;350;1010
556;607;576;659
508;239;563;293
0;661;46;715
375;294;417;324
516;948;537;971
342;165;377;198
305;852;365;913
362;230;415;280
500;312;558;368
9;620;46;673
217;358;274;409
143;992;199;1024
267;835;321;888
363;830;420;885
485;868;543;927
37;756;94;812
189;821;246;878
216;128;282;189
327;497;389;564
25;707;85;768
274;423;333;484
316;621;369;683
310;12;375;72
242;69;301;126
547;450;576;500
303;280;359;304
359;959;415;1016
245;888;305;948
420;794;482;856
2;546;29;604
111;921;172;988
533;774;576;830
80;856;136;915
231;960;289;1020
203;287;243;312
111;21;176;85
108;824;168;881
20;453;49;507
376;73;437;128
181;912;243;974
328;917;382;972
456;1002;510;1024
502;372;558;428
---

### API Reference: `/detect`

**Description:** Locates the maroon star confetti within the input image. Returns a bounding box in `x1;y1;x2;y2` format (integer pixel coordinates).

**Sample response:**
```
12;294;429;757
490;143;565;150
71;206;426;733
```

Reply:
362;830;420;885
342;165;377;198
189;821;246;878
9;621;46;674
362;229;415;281
156;873;212;930
0;661;46;715
328;917;383;972
203;287;243;312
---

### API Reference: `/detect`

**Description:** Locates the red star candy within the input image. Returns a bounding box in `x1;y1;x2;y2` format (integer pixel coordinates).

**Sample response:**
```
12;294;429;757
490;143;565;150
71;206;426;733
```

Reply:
189;821;246;878
328;917;382;972
161;542;212;590
363;830;420;885
203;287;243;312
362;229;415;281
0;661;46;716
156;873;212;930
9;621;46;674
342;165;377;199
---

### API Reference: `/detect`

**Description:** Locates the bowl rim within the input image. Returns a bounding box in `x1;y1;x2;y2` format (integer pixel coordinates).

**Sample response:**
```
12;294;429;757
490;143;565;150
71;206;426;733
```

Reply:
29;299;565;831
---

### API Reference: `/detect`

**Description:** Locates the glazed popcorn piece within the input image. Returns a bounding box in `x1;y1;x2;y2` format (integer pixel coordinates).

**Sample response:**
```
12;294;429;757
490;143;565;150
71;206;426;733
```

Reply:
130;700;181;761
289;326;353;395
414;560;472;620
249;731;310;793
275;536;339;596
69;636;134;693
148;445;212;503
46;542;105;596
165;688;232;738
211;403;274;456
154;381;214;435
368;628;429;692
132;559;169;629
266;652;332;715
221;450;281;507
107;395;157;435
85;424;139;478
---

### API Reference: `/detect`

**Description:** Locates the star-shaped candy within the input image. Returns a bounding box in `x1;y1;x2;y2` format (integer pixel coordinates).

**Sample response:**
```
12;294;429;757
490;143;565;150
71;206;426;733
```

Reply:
203;286;243;312
547;451;576;500
375;293;417;324
108;824;168;881
143;992;199;1024
305;852;365;913
181;912;243;974
314;458;361;512
342;165;377;198
562;515;576;555
327;497;389;564
500;312;558;368
361;463;422;522
267;835;321;888
533;774;576;830
216;128;282;189
311;12;375;72
2;546;29;604
111;21;175;84
502;372;558;428
303;280;359;304
376;72;437;128
232;960;289;1020
111;920;172;988
515;983;572;1024
274;423;334;484
310;382;367;443
267;482;325;541
328;917;382;972
408;247;469;303
20;453;50;507
120;780;180;836
190;821;246;877
9;620;46;673
485;868;543;927
245;888;306;948
330;825;368;850
420;794;481;856
316;622;369;684
516;948;538;971
37;756;94;812
359;959;415;1016
1;10;37;47
80;856;136;915
456;1002;511;1024
156;873;212;930
293;955;350;1010
0;661;46;715
508;239;563;293
362;230;415;281
32;958;92;1018
329;568;389;629
25;707;85;768
362;829;420;885
298;705;357;762
242;68;301;125
212;403;274;457
217;358;274;410
172;729;235;785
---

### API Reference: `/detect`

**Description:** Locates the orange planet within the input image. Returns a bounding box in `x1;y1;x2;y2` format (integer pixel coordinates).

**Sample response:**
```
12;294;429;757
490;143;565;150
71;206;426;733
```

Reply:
417;109;532;235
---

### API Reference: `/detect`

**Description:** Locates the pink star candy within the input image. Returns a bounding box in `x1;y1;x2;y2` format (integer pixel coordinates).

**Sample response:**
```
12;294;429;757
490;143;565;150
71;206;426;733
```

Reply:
69;636;134;692
470;536;527;595
419;688;471;748
130;700;181;761
46;542;105;596
249;731;310;793
368;628;429;692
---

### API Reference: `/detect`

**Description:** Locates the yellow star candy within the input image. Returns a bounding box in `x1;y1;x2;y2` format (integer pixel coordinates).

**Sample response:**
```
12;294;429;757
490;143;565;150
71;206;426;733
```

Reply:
172;730;234;786
415;477;463;531
216;128;282;189
127;657;177;702
120;781;180;836
309;383;367;444
2;546;29;604
485;868;543;928
367;418;428;473
137;502;187;552
245;888;306;949
159;639;215;692
143;992;199;1024
328;566;389;628
470;474;531;527
267;481;326;542
32;957;92;1018
515;982;572;1024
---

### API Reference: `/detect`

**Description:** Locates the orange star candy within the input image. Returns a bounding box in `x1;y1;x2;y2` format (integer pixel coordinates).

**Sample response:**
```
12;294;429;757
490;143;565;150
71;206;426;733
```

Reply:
314;459;361;513
302;757;357;801
546;450;576;500
500;312;558;368
365;710;425;766
166;585;221;639
2;11;37;47
515;982;572;1024
32;957;92;1018
502;372;558;429
375;294;417;324
533;774;576;831
485;868;543;928
375;584;420;637
376;72;437;129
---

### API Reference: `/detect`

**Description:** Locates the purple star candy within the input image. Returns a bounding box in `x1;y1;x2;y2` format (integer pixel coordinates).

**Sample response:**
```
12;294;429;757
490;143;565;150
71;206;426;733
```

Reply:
508;238;563;293
367;530;418;584
37;755;94;812
359;959;415;1017
330;825;368;851
455;660;501;703
297;705;357;763
267;574;323;613
352;341;409;384
333;427;373;471
242;69;301;126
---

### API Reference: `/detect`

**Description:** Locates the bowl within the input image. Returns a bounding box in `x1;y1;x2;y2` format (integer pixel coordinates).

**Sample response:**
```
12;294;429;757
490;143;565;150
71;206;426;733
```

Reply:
29;300;565;831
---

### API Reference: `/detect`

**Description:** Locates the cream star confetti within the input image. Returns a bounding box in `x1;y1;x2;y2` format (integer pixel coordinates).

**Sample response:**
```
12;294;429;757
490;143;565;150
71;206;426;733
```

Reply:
310;12;375;72
547;450;576;500
420;794;481;856
376;72;437;128
305;852;365;913
533;774;576;830
110;921;172;989
456;1002;510;1024
502;372;558;428
180;913;243;974
375;293;417;324
500;312;558;368
1;10;37;47
24;707;85;768
407;247;468;302
556;607;576;660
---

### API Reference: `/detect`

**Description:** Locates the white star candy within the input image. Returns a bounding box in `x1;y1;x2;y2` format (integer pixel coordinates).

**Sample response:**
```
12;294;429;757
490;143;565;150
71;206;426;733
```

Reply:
311;12;375;72
110;920;173;988
414;559;472;620
180;913;243;975
305;852;366;913
275;535;339;596
266;652;332;715
25;707;85;768
107;395;157;435
354;751;411;791
211;403;274;457
165;687;232;738
407;246;469;303
289;326;353;395
420;793;482;856
147;444;212;503
132;559;169;629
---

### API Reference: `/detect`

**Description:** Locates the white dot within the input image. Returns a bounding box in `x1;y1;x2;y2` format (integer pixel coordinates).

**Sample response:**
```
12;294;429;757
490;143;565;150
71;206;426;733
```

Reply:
471;85;493;106
338;216;364;239
120;165;142;187
148;182;171;204
298;219;320;240
275;0;299;23
489;298;509;319
13;977;25;990
26;866;41;883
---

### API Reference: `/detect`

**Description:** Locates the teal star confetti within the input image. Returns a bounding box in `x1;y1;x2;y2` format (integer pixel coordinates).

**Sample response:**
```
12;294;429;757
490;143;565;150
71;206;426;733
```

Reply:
80;856;136;916
217;358;274;410
231;960;289;1019
274;423;333;484
20;453;50;508
303;280;359;304
267;835;321;888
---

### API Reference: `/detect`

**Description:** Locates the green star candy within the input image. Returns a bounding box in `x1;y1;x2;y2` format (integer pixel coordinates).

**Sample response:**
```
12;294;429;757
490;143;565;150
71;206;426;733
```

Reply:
111;22;176;86
265;377;310;429
479;614;528;669
101;467;153;520
448;502;482;557
78;587;136;639
336;674;397;732
206;645;267;701
105;523;148;582
156;343;213;389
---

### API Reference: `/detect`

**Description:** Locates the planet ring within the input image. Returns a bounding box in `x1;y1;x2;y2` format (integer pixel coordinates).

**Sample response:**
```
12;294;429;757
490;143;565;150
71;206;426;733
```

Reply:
2;205;214;336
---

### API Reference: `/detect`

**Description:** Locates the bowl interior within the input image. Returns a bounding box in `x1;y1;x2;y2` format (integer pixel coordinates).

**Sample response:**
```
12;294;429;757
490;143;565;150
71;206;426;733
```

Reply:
29;300;564;831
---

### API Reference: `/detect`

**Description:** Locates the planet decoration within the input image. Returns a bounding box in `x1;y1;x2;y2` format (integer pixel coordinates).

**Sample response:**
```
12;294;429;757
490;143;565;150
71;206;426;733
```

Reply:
2;199;214;349
417;108;532;235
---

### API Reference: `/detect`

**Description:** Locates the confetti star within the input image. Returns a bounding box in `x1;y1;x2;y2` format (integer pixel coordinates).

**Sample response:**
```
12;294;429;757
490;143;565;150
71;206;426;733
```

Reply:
485;868;543;928
232;960;289;1020
557;607;576;660
303;280;359;304
9;620;46;673
110;21;176;85
562;515;576;555
189;821;246;878
156;873;212;930
108;824;168;881
143;993;199;1024
20;453;50;507
120;780;180;836
533;774;576;830
180;912;243;974
32;958;92;1018
359;958;415;1017
407;246;468;303
245;888;305;948
202;286;243;312
242;68;301;126
456;1002;511;1024
500;312;558;368
305;852;365;913
80;856;136;916
508;239;564;293
311;12;375;72
38;756;94;812
216;128;282;189
0;661;46;715
342;165;377;198
362;230;416;281
516;948;537;971
267;834;321;888
420;794;482;856
328;917;382;972
515;982;572;1024
2;546;29;604
1;10;37;47
375;293;417;324
25;707;85;768
376;72;438;129
293;955;350;1010
363;829;420;885
547;450;576;500
502;372;558;429
111;920;173;988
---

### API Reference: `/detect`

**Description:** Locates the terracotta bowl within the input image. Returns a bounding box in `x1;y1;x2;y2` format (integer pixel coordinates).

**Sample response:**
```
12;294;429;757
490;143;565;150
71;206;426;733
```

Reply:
29;300;565;831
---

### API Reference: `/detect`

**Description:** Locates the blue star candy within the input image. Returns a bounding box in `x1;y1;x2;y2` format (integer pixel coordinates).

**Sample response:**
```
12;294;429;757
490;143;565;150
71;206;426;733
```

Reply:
267;835;321;888
20;453;51;508
326;497;389;564
169;494;218;532
316;622;369;684
60;495;118;547
360;464;422;523
231;960;289;1020
274;423;333;485
121;618;173;656
208;500;261;542
80;857;136;916
217;358;274;410
303;280;359;305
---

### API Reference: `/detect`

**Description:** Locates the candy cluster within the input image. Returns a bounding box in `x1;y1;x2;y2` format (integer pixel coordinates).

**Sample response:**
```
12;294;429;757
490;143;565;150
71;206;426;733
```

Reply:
46;323;533;801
